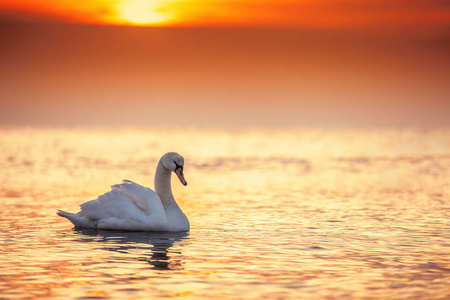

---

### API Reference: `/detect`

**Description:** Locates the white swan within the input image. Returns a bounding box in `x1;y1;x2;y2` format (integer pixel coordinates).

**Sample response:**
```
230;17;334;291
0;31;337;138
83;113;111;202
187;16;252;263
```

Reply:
57;152;189;232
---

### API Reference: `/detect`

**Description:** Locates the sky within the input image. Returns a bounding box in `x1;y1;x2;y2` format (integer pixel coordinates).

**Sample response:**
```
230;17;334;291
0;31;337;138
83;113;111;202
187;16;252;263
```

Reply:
0;0;449;127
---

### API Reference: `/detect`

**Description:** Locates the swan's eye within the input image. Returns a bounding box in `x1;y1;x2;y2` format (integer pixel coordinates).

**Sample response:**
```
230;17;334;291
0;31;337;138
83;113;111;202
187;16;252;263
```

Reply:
174;162;183;171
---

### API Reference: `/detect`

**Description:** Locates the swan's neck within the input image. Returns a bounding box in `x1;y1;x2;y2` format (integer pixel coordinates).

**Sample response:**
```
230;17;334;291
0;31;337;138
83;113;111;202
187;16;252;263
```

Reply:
154;160;179;211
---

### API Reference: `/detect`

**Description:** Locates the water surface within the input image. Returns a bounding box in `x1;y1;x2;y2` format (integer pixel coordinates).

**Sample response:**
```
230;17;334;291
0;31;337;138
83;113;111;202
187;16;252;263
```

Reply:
1;127;449;299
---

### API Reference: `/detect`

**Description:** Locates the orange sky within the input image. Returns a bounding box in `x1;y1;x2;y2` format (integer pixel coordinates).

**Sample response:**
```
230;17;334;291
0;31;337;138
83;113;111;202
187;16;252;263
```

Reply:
1;0;450;30
0;1;449;127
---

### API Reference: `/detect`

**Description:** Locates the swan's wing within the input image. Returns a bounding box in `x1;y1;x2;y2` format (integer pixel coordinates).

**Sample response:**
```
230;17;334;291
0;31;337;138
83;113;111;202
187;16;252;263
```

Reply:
80;180;165;221
110;180;166;215
79;191;140;222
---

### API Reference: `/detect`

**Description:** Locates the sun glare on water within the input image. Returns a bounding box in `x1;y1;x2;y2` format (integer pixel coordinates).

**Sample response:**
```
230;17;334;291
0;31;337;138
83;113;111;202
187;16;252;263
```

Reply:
116;0;172;26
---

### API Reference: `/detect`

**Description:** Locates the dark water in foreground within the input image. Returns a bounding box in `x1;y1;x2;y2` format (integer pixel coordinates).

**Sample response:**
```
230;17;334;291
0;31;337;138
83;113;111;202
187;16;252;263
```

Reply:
1;127;449;299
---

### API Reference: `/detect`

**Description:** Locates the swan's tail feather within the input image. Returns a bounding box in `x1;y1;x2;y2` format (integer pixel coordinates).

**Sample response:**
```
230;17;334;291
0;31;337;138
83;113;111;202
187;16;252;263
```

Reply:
57;209;71;218
57;210;97;228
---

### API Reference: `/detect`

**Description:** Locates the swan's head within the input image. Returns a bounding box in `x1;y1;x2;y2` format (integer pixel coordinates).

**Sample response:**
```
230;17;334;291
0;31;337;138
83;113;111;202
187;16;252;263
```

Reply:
162;152;187;186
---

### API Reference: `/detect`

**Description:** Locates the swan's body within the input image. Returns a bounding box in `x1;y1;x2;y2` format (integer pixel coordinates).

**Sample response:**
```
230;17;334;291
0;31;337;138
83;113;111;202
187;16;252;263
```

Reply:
57;152;189;232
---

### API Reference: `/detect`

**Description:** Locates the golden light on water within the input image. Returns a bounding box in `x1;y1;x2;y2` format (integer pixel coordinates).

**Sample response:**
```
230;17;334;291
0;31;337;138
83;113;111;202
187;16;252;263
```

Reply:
1;127;450;298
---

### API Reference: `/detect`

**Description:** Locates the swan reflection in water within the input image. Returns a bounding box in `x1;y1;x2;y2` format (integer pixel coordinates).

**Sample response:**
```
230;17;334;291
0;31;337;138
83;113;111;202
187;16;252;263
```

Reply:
75;228;189;270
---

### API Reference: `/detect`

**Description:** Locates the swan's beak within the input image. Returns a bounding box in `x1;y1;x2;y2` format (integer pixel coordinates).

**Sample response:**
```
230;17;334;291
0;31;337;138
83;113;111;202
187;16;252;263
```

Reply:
175;168;187;186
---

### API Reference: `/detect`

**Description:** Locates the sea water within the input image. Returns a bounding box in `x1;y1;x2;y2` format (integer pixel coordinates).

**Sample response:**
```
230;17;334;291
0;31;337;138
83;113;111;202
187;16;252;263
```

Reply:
0;127;449;299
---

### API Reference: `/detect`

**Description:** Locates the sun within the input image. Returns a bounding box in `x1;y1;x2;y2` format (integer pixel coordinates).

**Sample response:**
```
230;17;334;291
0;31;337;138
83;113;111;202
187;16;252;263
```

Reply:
117;0;172;26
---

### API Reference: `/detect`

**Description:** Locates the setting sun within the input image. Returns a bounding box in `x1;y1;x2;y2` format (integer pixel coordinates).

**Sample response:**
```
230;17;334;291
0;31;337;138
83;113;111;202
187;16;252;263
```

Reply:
1;0;450;29
117;0;171;26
